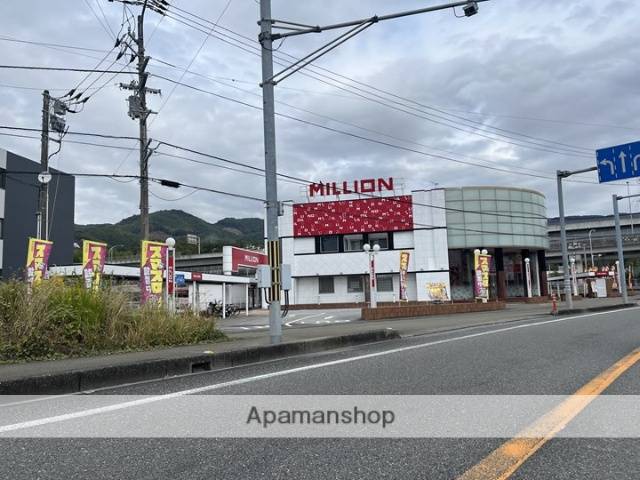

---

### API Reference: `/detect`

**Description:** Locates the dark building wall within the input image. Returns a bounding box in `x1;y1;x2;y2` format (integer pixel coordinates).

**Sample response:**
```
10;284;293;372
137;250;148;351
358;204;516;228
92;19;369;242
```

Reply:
3;151;75;279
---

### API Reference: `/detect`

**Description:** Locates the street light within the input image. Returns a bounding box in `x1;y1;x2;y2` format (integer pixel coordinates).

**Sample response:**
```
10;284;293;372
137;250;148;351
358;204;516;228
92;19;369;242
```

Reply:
364;243;381;308
258;0;490;345
108;244;124;263
588;229;596;270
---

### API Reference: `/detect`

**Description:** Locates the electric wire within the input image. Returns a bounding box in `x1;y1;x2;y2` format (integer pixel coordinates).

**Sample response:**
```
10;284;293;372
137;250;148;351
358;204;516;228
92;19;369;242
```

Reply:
163;5;594;157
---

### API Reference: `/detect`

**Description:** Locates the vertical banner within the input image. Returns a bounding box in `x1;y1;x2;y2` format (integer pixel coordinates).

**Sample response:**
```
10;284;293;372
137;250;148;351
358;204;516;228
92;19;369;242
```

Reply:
26;238;53;286
82;240;107;290
399;251;410;301
167;251;175;296
140;240;167;304
474;250;491;301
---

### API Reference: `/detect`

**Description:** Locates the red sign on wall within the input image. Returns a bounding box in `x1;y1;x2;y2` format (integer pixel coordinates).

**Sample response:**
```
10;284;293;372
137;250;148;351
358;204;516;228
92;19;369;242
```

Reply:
293;196;414;237
230;247;268;272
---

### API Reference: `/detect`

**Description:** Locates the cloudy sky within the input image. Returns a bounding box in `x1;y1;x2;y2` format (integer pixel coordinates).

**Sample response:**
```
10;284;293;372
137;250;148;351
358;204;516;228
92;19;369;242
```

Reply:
0;0;638;225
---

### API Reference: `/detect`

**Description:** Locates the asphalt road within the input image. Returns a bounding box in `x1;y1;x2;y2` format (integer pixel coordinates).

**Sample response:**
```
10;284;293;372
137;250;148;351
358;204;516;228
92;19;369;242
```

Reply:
217;308;362;332
2;307;640;479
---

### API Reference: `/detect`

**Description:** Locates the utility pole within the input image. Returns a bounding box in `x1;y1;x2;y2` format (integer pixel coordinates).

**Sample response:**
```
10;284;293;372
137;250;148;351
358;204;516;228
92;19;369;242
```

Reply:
612;192;640;304
117;0;161;240
557;166;597;310
137;8;150;240
613;195;629;304
258;0;487;344
38;90;50;240
259;0;282;345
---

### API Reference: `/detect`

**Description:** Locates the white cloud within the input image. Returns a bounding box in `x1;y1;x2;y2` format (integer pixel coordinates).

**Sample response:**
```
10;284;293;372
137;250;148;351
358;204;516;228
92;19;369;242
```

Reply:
1;0;639;225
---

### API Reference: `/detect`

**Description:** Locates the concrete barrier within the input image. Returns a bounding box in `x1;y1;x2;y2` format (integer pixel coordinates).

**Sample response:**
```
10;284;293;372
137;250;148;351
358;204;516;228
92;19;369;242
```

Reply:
0;329;400;395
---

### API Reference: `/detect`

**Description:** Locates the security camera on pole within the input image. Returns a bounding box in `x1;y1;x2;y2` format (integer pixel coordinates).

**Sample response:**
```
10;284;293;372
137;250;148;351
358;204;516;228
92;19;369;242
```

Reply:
364;243;380;308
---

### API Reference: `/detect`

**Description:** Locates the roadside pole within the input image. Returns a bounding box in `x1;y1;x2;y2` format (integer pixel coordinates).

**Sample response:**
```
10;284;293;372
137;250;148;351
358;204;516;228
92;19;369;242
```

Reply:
39;90;50;240
257;0;489;343
557;171;573;309
259;0;282;344
557;166;597;309
613;195;629;304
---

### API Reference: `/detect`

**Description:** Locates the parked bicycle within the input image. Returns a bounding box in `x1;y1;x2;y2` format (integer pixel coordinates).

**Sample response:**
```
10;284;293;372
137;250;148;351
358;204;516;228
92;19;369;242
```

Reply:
203;301;240;318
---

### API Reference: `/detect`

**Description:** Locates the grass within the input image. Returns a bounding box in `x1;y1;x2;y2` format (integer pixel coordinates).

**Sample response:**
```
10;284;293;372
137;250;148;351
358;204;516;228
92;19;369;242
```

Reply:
0;279;225;362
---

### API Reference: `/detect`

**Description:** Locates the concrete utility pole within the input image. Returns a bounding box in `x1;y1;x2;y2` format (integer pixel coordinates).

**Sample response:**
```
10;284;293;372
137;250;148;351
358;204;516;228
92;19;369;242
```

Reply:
117;1;157;240
557;166;597;309
137;9;150;240
259;0;282;344
258;0;488;344
39;90;50;240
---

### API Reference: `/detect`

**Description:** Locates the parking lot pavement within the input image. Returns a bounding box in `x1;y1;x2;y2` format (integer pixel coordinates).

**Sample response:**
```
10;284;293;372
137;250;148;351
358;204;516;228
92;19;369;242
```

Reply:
217;308;363;332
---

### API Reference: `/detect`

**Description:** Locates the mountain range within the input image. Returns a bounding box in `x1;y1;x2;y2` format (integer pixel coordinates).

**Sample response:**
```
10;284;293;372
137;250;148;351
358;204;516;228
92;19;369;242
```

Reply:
74;210;264;257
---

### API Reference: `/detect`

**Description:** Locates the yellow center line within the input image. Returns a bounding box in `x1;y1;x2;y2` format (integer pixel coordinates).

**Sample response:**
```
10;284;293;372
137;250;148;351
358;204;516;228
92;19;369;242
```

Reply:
457;347;640;480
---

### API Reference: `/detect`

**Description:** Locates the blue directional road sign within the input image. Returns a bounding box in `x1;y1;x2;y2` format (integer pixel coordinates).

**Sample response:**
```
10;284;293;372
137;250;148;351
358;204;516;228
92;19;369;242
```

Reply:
596;140;640;183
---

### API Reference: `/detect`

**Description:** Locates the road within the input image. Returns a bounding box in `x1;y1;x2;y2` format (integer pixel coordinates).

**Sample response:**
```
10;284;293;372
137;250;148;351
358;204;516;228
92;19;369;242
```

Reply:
218;308;362;332
2;307;640;479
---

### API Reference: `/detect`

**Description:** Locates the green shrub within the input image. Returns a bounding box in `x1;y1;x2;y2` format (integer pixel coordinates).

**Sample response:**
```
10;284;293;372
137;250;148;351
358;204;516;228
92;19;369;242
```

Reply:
0;280;224;361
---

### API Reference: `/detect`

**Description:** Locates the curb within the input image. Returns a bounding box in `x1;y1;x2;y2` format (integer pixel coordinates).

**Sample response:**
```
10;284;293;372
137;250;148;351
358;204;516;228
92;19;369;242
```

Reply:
0;329;399;395
555;303;637;316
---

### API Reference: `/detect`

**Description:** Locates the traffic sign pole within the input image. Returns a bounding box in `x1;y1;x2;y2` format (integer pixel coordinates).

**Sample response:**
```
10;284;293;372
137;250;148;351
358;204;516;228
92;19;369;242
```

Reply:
613;195;629;304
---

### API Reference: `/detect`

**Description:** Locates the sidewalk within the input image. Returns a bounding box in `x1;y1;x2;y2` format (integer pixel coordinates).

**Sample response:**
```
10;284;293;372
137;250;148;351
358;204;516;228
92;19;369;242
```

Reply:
0;297;636;394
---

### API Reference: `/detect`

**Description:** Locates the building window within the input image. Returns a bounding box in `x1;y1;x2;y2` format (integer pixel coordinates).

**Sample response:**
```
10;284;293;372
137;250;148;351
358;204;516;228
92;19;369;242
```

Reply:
319;276;334;294
343;234;364;252
0;168;5;189
368;232;389;250
319;235;339;253
347;275;363;293
377;274;394;292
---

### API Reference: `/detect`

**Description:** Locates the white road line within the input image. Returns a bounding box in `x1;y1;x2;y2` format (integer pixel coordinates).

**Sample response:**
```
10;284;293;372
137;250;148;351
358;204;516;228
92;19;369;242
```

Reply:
324;316;335;320
0;307;638;434
285;311;326;326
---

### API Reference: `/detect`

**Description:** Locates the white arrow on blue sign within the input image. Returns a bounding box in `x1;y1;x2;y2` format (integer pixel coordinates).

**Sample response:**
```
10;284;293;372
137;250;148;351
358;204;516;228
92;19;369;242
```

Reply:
596;140;640;183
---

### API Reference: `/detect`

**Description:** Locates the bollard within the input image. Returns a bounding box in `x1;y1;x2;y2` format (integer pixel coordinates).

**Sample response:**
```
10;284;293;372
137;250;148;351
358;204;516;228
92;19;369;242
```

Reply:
551;293;558;315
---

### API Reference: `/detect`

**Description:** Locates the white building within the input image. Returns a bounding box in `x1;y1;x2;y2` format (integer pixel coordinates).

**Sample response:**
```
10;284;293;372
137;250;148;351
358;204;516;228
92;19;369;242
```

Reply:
279;179;549;305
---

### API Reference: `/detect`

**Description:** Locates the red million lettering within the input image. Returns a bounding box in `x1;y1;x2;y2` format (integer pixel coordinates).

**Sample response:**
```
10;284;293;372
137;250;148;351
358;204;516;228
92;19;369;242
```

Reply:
309;178;394;197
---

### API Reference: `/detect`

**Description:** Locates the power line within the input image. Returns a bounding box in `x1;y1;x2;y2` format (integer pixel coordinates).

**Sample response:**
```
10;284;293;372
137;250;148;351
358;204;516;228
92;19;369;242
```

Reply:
3;169;266;202
0;65;136;74
154;140;550;222
163;4;594;158
151;74;589;183
0;125;139;141
155;0;234;117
